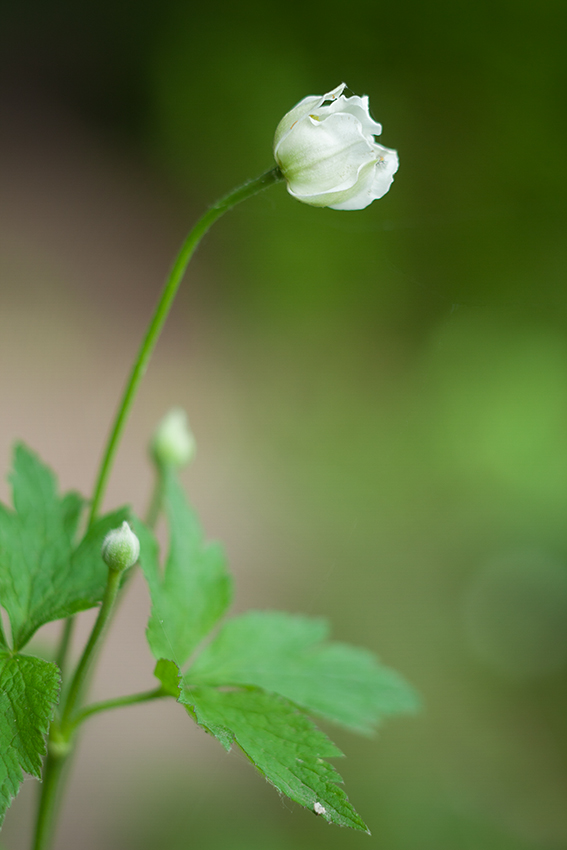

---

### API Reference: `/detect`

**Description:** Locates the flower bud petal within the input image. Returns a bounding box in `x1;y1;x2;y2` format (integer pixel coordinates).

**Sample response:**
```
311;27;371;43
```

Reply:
151;408;196;468
101;521;140;572
274;83;398;211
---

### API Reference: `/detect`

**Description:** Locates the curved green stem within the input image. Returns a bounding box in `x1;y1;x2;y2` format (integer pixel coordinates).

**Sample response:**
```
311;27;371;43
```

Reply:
88;166;283;526
33;688;166;850
55;618;75;677
60;568;122;732
70;687;166;731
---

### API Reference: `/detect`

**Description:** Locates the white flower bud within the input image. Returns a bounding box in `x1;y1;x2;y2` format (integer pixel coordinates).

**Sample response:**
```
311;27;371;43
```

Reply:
101;521;140;572
274;83;399;211
151;408;196;468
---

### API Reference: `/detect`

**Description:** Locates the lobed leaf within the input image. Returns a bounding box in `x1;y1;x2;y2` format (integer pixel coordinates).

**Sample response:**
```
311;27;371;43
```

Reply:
187;610;420;734
153;660;369;831
179;685;370;832
137;472;232;667
0;443;129;650
0;651;60;827
144;471;419;832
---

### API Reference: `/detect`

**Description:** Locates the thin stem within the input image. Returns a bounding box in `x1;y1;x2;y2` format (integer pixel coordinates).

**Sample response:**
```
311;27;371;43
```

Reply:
33;570;125;850
32;753;67;850
60;568;122;731
34;569;122;850
70;687;166;730
55;618;74;677
88;166;283;526
144;467;165;530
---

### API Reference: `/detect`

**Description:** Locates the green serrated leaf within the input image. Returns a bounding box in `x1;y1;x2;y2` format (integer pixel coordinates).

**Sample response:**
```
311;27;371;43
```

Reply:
0;651;60;827
186;611;419;734
60;492;84;543
142;471;417;832
137;473;232;667
0;443;129;650
9;443;62;521
180;685;370;832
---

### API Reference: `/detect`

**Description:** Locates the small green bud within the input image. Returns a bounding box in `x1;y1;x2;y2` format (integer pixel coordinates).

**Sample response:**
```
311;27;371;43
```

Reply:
151;408;196;468
101;521;140;572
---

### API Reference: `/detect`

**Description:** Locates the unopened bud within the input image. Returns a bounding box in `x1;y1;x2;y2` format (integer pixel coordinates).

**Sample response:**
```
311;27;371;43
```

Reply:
101;521;140;572
151;408;196;468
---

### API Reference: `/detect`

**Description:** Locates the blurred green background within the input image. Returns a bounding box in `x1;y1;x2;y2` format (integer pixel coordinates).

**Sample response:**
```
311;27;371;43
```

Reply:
1;0;567;848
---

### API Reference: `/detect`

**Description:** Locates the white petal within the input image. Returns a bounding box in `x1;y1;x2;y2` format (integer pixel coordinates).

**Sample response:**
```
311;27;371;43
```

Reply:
321;82;347;101
273;95;321;157
343;97;383;137
318;93;382;138
276;112;375;196
329;147;399;210
369;144;399;198
287;159;375;209
273;84;346;158
327;178;377;209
